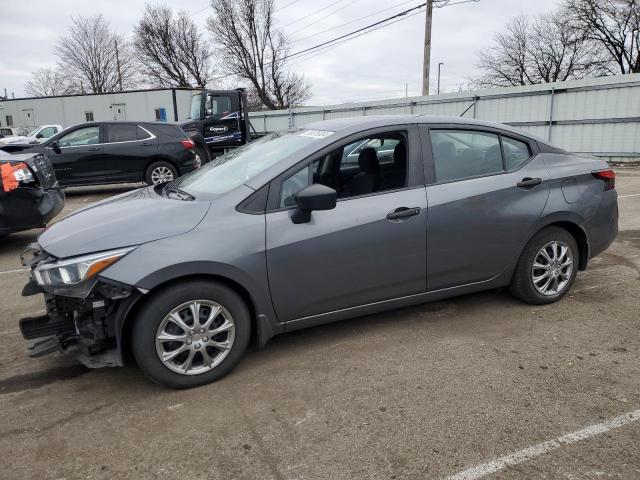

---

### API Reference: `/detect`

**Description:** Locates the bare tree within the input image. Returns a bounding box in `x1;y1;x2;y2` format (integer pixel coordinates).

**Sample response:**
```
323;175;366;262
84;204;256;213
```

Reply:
56;15;137;93
207;0;311;109
134;5;214;88
564;0;640;74
24;69;77;97
475;15;532;87
474;13;606;88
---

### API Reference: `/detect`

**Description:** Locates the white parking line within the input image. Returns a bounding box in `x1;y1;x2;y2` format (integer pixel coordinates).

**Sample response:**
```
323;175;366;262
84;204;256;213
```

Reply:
0;268;28;275
446;408;640;480
619;193;640;198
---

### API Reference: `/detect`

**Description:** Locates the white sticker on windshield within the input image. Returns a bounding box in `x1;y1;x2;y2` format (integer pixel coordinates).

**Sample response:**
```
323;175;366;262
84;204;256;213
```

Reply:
298;130;334;139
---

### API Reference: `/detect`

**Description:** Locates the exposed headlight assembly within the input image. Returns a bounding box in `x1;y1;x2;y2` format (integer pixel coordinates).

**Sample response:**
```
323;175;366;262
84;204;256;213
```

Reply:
1;162;35;191
34;247;136;288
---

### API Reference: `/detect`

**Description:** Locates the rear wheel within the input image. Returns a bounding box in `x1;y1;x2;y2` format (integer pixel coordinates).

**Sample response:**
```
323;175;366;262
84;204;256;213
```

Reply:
509;226;578;305
131;280;251;388
144;161;177;185
195;144;211;165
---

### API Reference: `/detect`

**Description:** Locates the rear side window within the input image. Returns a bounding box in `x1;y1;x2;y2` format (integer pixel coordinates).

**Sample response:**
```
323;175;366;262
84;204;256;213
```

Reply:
107;124;138;143
136;126;152;140
430;130;503;183
502;137;531;170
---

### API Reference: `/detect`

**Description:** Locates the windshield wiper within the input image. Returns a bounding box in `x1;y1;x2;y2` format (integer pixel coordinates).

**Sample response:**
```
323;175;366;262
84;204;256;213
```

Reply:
164;186;196;201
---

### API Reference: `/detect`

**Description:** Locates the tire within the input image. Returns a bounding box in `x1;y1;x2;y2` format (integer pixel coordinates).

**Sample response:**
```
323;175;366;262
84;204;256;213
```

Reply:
131;280;251;389
195;144;211;165
144;161;178;185
509;226;579;305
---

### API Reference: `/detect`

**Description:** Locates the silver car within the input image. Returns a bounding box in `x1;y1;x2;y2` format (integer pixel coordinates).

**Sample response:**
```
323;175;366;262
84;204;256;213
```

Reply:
19;116;618;388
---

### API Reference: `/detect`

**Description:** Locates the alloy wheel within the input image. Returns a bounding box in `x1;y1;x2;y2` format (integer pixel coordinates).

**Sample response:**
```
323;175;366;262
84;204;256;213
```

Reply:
151;166;175;184
531;240;574;296
155;300;235;375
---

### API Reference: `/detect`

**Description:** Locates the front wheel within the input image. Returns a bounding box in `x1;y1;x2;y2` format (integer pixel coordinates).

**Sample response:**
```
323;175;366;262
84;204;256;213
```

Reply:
131;281;251;388
509;226;579;305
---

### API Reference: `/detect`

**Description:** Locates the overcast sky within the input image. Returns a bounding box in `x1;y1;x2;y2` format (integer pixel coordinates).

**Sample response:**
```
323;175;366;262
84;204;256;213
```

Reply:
0;0;561;105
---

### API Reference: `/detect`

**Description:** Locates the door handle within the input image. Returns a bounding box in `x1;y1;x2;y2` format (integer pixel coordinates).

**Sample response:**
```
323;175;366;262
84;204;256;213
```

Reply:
87;147;100;151
141;142;152;146
386;207;421;221
517;177;542;189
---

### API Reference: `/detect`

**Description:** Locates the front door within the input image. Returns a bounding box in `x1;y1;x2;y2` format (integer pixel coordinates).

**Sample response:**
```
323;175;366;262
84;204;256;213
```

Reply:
423;127;550;291
47;125;105;185
265;127;427;323
202;93;242;147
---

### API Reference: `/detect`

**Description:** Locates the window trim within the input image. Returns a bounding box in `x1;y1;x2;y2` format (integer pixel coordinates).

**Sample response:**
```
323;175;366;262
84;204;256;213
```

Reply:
421;124;539;186
53;125;102;149
48;124;156;149
265;125;421;213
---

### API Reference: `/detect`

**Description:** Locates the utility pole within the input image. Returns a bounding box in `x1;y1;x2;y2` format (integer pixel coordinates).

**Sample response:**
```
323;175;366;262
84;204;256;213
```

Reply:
437;62;444;95
115;39;124;92
422;0;433;96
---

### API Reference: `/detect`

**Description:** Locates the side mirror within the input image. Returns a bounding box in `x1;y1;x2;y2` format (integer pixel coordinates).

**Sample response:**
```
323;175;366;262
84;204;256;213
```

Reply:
291;184;337;224
50;141;61;153
35;133;44;139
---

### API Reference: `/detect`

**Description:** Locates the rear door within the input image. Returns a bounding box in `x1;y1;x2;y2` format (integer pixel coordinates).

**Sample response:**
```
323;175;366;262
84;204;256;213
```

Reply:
102;124;157;182
421;125;550;291
46;125;105;185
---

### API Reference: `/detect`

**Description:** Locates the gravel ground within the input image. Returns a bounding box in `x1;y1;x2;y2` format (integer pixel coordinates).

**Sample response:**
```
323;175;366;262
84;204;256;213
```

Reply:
0;171;638;480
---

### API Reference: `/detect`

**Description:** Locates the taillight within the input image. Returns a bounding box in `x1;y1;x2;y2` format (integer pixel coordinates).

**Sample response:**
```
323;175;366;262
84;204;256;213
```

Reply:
180;139;195;149
592;169;616;191
1;162;35;192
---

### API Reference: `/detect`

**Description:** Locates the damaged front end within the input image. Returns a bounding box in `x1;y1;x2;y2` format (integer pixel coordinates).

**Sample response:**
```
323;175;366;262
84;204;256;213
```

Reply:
19;243;141;368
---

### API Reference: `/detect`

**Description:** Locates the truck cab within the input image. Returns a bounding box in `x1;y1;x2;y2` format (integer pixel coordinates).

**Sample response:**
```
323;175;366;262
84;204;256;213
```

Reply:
180;89;252;162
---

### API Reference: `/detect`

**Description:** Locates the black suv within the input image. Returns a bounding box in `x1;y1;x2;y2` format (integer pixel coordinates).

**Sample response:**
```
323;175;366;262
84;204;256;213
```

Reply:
2;122;200;187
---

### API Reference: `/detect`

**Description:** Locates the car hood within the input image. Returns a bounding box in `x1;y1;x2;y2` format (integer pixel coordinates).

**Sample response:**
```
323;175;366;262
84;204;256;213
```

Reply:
38;186;211;258
0;136;36;145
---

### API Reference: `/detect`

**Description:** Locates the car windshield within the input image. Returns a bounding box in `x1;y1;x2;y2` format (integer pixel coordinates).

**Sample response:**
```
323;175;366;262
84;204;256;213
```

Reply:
174;129;334;196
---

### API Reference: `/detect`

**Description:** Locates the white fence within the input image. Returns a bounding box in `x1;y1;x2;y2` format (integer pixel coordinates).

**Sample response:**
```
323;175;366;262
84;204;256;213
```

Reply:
249;74;640;163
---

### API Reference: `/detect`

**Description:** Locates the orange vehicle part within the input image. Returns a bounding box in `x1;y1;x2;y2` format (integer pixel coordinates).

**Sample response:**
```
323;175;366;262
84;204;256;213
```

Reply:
1;162;24;192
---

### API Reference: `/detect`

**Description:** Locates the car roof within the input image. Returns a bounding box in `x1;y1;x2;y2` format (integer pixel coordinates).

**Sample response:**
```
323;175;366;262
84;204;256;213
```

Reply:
301;114;546;143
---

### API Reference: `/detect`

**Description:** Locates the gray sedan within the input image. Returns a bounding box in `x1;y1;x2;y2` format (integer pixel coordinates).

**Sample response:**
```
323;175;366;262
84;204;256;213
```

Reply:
19;115;618;388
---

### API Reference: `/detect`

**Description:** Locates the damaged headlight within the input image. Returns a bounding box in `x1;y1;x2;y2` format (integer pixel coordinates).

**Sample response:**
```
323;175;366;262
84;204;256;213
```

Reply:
34;247;136;287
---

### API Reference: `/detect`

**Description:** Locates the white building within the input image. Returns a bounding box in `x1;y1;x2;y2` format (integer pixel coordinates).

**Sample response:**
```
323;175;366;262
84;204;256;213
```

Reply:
0;88;200;129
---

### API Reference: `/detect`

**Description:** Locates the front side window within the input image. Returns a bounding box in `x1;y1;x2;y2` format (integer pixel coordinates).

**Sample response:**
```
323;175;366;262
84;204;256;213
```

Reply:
106;124;138;143
175;129;334;197
278;131;408;207
280;161;320;208
38;127;56;139
58;126;100;147
502;136;531;170
205;95;232;117
430;130;503;183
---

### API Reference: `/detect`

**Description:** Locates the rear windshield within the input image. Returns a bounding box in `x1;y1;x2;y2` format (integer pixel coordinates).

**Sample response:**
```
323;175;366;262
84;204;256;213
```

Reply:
175;129;334;196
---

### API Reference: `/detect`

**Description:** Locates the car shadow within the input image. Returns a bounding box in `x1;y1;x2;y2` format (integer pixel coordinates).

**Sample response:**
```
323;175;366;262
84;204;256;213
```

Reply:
63;184;142;198
0;230;41;253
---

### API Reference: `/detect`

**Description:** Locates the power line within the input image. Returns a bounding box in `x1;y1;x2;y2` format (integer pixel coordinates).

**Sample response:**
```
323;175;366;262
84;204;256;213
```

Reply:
287;7;425;64
282;0;347;28
287;0;360;36
285;2;427;60
291;0;416;43
190;4;210;17
275;0;305;11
